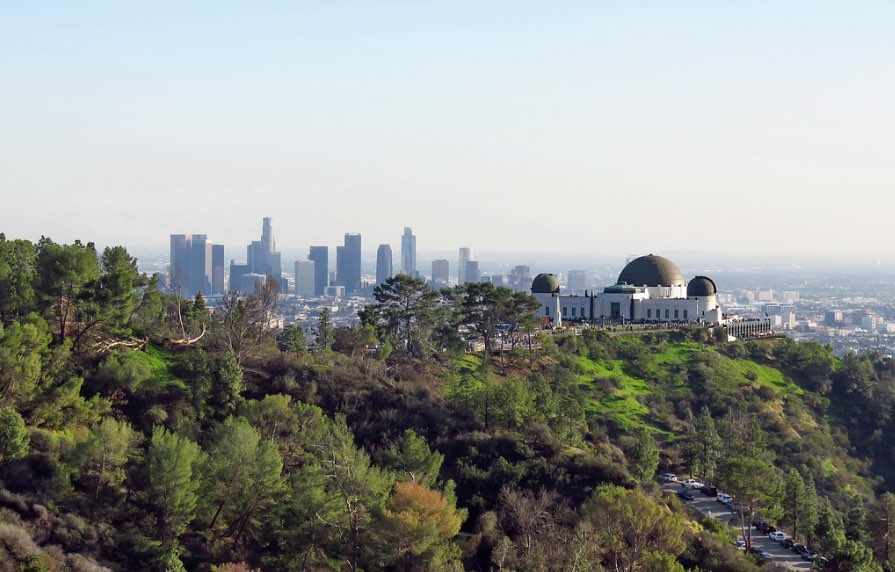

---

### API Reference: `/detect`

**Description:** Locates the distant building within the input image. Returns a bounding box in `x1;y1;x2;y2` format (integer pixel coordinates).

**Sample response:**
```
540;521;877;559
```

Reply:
531;254;723;326
465;260;481;283
336;233;362;293
169;233;223;298
325;285;346;299
567;270;586;295
308;246;329;296
212;245;225;295
376;244;393;285
825;310;844;325
400;227;417;277
431;259;450;287
294;260;316;297
458;247;474;284
240;217;285;293
229;261;249;293
862;315;879;332
510;265;532;292
783;291;800;303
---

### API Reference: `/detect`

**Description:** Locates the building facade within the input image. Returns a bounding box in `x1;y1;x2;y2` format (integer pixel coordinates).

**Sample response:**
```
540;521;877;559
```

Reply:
531;254;723;326
169;233;224;298
400;227;416;277
295;260;316;297
376;244;393;286
431;259;450;288
308;246;329;296
337;233;362;293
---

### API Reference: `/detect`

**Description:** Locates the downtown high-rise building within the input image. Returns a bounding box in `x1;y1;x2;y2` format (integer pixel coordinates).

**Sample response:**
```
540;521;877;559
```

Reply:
376;244;393;285
458;247;474;284
246;217;283;286
169;234;224;298
510;265;532;292
400;227;417;277
336;233;362;293
294;260;316;297
431;259;449;287
465;260;481;283
308;246;328;296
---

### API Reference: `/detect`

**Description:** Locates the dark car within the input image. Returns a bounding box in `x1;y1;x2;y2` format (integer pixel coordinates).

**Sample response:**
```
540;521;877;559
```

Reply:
701;484;718;496
802;546;818;560
764;525;777;535
677;490;695;501
792;544;806;554
781;538;795;549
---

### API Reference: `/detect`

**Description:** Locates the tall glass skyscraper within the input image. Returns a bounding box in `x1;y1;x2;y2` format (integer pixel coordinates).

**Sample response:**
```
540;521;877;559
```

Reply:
337;233;362;293
400;227;417;277
308;246;328;296
376;244;393;285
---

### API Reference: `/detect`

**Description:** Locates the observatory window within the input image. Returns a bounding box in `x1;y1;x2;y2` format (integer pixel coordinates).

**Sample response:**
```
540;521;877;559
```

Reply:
647;309;652;319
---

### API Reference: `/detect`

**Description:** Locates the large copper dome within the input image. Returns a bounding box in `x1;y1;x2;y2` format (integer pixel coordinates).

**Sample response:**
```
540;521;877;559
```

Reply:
617;255;685;287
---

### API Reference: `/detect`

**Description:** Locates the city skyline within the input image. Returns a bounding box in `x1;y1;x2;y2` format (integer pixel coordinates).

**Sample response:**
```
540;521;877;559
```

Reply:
3;3;894;259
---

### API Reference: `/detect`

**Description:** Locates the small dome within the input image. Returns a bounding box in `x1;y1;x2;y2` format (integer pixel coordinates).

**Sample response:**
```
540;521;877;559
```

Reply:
617;255;684;287
531;273;560;294
687;276;717;297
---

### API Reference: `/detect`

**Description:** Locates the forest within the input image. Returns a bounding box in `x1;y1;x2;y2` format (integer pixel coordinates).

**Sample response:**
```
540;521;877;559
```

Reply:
2;233;895;571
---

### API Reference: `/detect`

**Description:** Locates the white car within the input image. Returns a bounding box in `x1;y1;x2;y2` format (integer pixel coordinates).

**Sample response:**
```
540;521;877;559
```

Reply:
769;531;786;542
717;493;733;504
659;472;678;483
681;479;703;489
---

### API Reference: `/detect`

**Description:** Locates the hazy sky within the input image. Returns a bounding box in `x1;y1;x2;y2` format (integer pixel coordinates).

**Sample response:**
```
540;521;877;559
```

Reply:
2;1;893;262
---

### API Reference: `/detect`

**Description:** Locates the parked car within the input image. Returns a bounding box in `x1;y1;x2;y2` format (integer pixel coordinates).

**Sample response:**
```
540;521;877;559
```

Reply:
791;543;806;554
764;525;777;535
659;472;678;483
802;546;819;560
781;538;795;549
717;493;733;504
677;490;696;501
814;556;829;569
681;479;703;489
701;484;718;496
769;531;786;542
733;539;746;550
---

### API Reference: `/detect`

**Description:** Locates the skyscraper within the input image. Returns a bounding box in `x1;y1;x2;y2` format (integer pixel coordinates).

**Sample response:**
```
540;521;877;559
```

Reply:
308;246;328;296
336;233;362;293
294;260;316;297
169;234;190;290
431;259;449;287
510;265;532;292
376;244;393;285
400;227;417;277
245;217;285;292
212;244;225;294
169;233;223;298
458;247;474;284
466;260;481;283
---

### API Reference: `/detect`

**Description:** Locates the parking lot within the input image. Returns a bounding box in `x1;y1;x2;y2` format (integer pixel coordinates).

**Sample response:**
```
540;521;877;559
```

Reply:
663;482;812;570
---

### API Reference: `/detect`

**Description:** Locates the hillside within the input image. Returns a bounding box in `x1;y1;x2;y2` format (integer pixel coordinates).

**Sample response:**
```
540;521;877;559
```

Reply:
1;240;894;570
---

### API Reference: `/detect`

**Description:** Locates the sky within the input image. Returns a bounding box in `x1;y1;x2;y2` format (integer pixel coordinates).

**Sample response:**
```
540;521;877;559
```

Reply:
1;1;894;264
